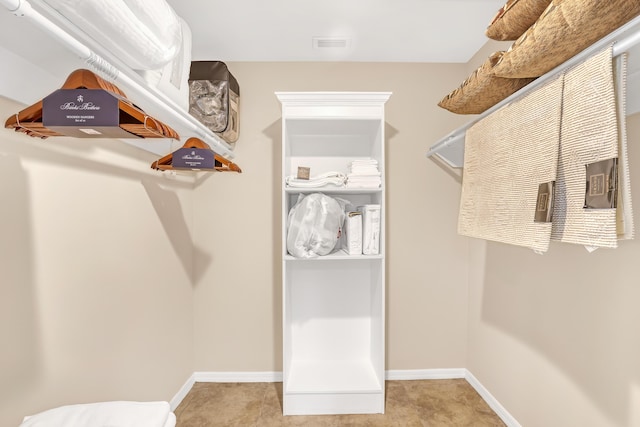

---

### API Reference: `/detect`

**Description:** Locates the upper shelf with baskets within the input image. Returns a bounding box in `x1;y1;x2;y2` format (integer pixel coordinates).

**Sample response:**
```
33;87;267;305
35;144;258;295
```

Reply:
427;14;640;169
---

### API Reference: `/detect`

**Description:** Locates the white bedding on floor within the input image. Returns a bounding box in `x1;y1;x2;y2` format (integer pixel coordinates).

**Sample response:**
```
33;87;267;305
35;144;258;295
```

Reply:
20;401;176;427
43;0;182;70
164;411;176;427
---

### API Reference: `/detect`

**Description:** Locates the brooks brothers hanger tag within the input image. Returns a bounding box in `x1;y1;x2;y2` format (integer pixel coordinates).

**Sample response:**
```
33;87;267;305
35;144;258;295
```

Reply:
43;89;136;138
172;147;215;170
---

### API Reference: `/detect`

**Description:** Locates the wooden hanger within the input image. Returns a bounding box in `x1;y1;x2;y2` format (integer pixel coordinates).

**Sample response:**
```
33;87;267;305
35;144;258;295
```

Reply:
151;137;242;173
4;69;179;139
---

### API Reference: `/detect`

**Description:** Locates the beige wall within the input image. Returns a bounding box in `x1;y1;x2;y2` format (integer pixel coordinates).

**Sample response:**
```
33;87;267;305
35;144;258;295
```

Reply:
0;97;195;426
5;54;635;427
467;113;640;426
466;39;513;74
0;61;474;424
191;62;473;371
444;40;640;425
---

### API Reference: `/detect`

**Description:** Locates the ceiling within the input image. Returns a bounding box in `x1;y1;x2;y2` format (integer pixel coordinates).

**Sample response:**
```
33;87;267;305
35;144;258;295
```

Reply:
167;0;504;63
0;0;504;67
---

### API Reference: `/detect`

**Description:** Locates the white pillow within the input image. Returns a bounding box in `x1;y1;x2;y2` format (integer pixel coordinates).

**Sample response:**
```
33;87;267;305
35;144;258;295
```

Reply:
21;401;171;427
44;0;182;70
137;18;193;111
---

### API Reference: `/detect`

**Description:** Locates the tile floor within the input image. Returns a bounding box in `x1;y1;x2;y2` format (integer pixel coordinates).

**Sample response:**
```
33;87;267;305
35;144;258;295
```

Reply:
174;379;506;426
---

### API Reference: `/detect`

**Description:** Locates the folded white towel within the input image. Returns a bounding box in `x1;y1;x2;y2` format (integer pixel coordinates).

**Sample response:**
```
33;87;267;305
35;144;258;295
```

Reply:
21;401;172;427
346;175;381;189
349;159;380;177
351;164;378;171
346;182;381;189
348;170;381;176
285;171;346;188
351;163;378;168
347;176;381;182
346;157;381;189
350;158;378;165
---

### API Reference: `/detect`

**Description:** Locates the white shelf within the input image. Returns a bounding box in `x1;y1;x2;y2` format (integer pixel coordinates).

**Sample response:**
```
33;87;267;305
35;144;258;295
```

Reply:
284;249;384;261
285;187;382;194
286;359;382;393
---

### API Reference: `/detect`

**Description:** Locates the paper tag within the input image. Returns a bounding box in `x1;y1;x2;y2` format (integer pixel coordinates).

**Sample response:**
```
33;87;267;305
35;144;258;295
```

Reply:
584;158;618;209
534;181;555;223
172;147;215;170
43;89;138;139
297;166;310;180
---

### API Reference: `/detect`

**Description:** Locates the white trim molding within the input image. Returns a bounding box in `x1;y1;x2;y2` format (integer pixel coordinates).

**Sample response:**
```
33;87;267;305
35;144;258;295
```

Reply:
194;371;283;383
465;371;522;427
386;368;466;381
171;369;520;427
169;373;196;411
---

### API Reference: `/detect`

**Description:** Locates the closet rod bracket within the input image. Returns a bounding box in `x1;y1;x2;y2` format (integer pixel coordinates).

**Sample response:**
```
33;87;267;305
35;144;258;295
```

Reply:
2;0;30;16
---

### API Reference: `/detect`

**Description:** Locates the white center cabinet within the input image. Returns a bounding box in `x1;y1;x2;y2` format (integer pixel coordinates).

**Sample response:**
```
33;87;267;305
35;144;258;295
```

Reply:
276;92;391;416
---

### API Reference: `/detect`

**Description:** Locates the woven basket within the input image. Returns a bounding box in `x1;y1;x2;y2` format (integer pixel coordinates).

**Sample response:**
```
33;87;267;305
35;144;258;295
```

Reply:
437;51;535;115
493;0;640;78
486;0;552;41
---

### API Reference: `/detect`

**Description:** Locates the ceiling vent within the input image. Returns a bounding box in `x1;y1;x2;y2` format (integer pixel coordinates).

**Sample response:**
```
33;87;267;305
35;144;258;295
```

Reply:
312;37;351;49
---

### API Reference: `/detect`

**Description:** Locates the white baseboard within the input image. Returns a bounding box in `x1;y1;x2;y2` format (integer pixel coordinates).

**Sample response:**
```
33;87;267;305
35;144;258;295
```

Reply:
189;369;463;384
386;368;466;380
171;369;519;427
465;371;521;427
194;371;283;383
169;373;195;411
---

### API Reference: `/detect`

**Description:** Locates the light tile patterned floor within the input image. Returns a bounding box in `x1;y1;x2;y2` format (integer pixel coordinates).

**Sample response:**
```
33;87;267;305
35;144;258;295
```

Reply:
175;379;506;426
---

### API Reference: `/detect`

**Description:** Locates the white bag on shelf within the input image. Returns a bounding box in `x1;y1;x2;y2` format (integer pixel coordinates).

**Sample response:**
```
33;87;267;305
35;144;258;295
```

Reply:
286;193;346;258
342;211;363;255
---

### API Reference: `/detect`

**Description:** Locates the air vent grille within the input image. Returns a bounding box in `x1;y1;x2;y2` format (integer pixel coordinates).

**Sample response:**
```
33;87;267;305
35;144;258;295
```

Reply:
312;37;351;49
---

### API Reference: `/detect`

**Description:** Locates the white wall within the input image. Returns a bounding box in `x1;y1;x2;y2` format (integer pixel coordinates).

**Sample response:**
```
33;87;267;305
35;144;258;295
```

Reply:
467;113;640;427
191;62;473;372
0;96;195;426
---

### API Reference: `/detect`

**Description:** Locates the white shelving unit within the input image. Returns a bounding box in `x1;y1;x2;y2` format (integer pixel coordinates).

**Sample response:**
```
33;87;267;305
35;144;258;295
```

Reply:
276;92;391;416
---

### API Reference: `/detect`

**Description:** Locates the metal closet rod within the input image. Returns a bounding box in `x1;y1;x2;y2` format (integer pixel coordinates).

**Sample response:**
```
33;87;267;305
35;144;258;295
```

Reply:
0;0;235;160
427;15;640;164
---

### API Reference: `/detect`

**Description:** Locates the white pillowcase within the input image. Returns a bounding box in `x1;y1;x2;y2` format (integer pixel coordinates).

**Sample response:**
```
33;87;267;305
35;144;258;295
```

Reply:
44;0;183;70
21;401;172;427
137;17;193;111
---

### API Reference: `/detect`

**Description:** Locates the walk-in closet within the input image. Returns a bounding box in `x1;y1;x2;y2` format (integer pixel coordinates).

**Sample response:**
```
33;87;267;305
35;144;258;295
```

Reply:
2;1;640;426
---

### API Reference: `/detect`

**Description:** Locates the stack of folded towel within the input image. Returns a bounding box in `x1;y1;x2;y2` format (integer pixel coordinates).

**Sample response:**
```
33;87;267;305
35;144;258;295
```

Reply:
285;171;347;188
346;159;382;189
